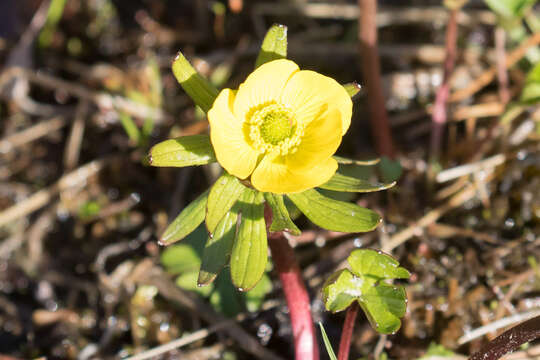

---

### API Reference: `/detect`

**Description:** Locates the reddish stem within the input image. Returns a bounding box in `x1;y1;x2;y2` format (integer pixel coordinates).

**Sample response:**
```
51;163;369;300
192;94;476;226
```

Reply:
358;0;395;158
265;206;319;360
469;315;540;360
430;8;458;159
337;302;359;360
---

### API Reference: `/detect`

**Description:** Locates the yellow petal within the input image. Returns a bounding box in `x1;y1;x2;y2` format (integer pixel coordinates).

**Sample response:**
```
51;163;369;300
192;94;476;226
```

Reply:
280;70;352;135
233;59;299;121
208;89;258;179
287;108;342;169
251;156;338;194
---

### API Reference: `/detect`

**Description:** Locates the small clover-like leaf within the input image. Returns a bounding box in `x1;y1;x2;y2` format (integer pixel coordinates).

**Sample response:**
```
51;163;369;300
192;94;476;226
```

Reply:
322;249;410;335
160;190;209;245
288;189;381;233
206;173;246;234
319;171;396;193
255;24;287;68
322;269;360;313
348;249;410;280
149;135;216;167
264;193;301;235
172;52;219;113
360;282;408;334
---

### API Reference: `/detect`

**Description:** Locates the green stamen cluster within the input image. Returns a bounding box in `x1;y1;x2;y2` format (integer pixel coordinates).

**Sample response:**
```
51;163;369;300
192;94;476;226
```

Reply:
245;102;304;156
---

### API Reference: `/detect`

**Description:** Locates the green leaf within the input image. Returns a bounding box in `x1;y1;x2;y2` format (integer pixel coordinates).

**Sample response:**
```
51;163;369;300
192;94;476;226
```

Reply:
176;271;213;297
343;82;362;99
318;323;338;360
119;112;141;144
322;249;410;335
319;171;396;193
288;189;381;233
230;189;267;291
161;244;202;274
211;270;244;317
360;282;407;334
348;249;410;280
172;52;219;113
149;135;216;167
263;193;301;235
334;155;380;166
255;24;287;68
520;61;540;104
484;0;536;19
244;273;272;312
206;173;246;233
322;269;359;313
418;343;455;359
198;205;239;286
379;156;402;182
160;190;209;245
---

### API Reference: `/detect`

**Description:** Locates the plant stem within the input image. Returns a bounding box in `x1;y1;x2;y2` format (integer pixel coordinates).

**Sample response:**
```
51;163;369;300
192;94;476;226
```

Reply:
358;0;395;158
265;206;319;360
430;8;458;160
469;315;540;360
495;26;510;105
337;302;359;360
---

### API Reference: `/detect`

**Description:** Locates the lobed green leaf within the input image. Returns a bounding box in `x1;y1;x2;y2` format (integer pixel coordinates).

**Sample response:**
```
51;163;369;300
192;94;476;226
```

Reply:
230;189;267;291
172;52;219;113
149;135;216;167
319;171;396;193
348;249;411;280
263;193;301;235
322;269;359;313
206;173;246;234
160;190;209;245
288;189;381;233
255;24;288;68
322;249;410;335
360;282;408;334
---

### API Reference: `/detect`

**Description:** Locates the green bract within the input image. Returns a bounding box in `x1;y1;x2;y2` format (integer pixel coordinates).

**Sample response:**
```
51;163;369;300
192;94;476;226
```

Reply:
161;229;273;317
151;24;398;291
322;249;410;334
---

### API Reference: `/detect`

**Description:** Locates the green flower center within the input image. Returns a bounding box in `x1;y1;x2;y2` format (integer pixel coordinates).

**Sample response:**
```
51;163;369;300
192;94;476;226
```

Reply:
259;108;293;145
245;102;304;156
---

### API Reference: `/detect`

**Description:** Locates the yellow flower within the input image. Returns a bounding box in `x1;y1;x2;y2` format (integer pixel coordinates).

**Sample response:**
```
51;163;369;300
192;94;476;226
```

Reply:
208;59;352;194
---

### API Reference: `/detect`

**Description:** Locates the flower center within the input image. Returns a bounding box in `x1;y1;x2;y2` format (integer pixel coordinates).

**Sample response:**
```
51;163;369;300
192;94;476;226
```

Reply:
259;108;293;145
245;102;304;156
